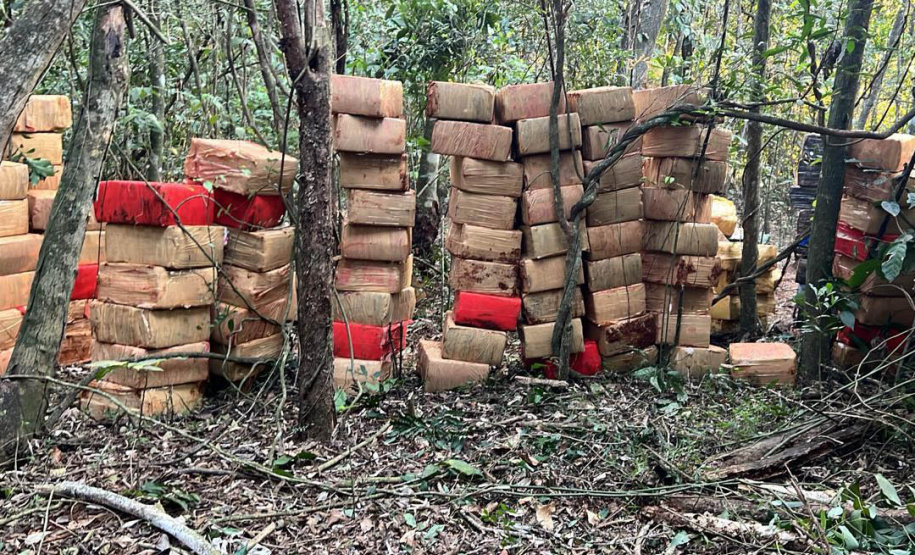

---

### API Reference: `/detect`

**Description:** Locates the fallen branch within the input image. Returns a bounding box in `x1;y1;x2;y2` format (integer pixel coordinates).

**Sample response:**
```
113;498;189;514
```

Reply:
36;482;219;555
314;422;391;473
514;376;570;389
642;504;806;549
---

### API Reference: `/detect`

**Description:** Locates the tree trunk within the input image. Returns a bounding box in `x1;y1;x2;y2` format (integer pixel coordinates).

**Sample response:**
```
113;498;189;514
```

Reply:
0;0;88;153
274;0;336;440
738;0;771;336
330;0;348;74
413;118;440;257
146;3;165;182
622;0;671;88
855;7;905;130
244;0;284;134
799;0;875;381
0;4;129;455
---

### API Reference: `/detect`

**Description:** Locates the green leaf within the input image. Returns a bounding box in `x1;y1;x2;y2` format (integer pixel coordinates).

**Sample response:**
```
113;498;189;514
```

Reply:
443;458;482;476
668;530;691;549
846;258;880;288
838;525;859;548
839;310;856;329
876;474;903;506
881;201;901;217
404;513;416;527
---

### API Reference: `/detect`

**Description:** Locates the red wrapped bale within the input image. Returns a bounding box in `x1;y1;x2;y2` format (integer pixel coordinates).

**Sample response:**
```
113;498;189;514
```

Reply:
71;264;99;300
332;320;409;360
453;291;521;331
95;181;214;226
214;188;285;230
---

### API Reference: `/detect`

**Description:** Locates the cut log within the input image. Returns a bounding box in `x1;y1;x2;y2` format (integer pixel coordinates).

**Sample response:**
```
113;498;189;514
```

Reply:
519;318;585;359
341;224;411;262
671;345;727;379
567;86;635;125
426;81;495;122
95;180;214;226
515;113;582;155
334;114;406;155
447;187;517;230
847;133;915;172
656;312;711;347
522;287;585;325
644;222;718;256
583;156;643;192
449;257;518;297
520;151;584;190
0;162;28;200
338;152;409;191
105;225;224;269
642;156;727;194
585;187;643;226
445;222;522;263
450;156;523;197
603;346;658;372
417;339;489;392
333;357;392;394
346;189;415;227
442;311;507;365
641;126;731;161
96;264;215;309
9;132;63;164
586;221;643;260
645;283;712;314
453;291;521;331
335;256;412;293
0;234;42;276
585;253;641;291
430;120;513;161
521;220;589;260
184;138;297;195
224;227;294;272
495;82;561;123
90;301;211;349
521;184;584;226
585;283;646;326
581;122;641;161
632;84;706;120
642;252;722;287
0;271;33;310
93;341;210;388
15;95;73;132
0;199;29;236
642;187;711;223
519;254;584;293
330;74;404;118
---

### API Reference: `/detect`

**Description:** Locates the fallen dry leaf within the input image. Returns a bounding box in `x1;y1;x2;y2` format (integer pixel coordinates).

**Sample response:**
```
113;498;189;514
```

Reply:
536;503;555;532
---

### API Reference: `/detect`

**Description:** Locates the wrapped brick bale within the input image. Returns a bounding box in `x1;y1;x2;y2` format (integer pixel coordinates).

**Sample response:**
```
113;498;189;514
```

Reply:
15;95;73;132
333;358;392;394
448;188;517;230
334;114;407;155
341;224;411;262
671;345;727;379
212;301;283;345
603;346;658;372
641;126;731;161
446;223;522;264
331;75;404;118
345;189;416;227
0;308;22;350
9;132;63;164
843;166;910;203
847;134;915;172
519;318;585;359
520;255;584;293
0;162;29;200
632;84;705;120
586;221;643;260
442;311;507;366
184;138;298;195
642;188;711;223
644;222;718;256
418;339;489;392
522;287;585;325
218;264;293;312
332;287;415;327
449;257;518;297
567;86;635;125
335;256;412;294
452;291;521;331
642;157;727;194
92;341;210;388
495;82;560;123
81;381;204;420
450;157;523;197
90;302;211;349
585;253;642;291
225;227;294;272
95;181;214;226
338;152;409;191
0;271;33;310
521;184;584;226
105;225;224;269
583;156;643;192
585;283;647;326
515;113;582;155
586;187;643;226
521;151;584;190
426;81;495;122
0;199;29;237
584;312;656;357
430;120;512;161
641;253;721;288
581;122;641;161
655;313;711;347
521;220;589;260
728;342;797;386
839;195;914;235
645;284;711;314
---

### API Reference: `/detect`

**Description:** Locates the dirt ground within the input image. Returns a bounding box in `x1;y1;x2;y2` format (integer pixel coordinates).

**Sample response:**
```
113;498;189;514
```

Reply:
2;261;912;554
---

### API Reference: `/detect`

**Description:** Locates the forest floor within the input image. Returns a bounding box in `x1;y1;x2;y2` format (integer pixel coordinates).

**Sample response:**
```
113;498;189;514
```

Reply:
2;261;913;554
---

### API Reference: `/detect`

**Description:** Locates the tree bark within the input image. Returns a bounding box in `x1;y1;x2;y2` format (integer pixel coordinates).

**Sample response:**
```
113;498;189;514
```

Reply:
146;2;165;182
330;0;348;74
855;7;905;130
244;0;284;134
274;0;336;440
0;3;129;454
799;0;875;381
622;0;671;88
738;0;771;336
413;118;440;257
0;0;88;154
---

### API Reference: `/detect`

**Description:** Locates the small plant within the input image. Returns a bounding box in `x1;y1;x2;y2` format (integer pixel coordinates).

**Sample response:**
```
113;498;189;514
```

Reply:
794;281;858;335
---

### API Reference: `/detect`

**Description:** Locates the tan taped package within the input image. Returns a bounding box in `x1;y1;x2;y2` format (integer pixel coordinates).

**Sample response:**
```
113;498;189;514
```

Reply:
81;381;204;420
105;225;224;269
225;226;293;272
0;199;29;237
442;311;507;366
15;95;72;132
98;263;216;309
0;162;29;200
451;157;523;197
417;339;488;393
728;342;797;386
92;341;210;388
90;301;211;349
0;272;33;311
9;132;63;164
446;222;521;264
184;138;297;195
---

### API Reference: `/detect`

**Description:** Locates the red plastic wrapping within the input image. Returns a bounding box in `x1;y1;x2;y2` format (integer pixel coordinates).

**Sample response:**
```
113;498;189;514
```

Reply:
452;291;521;331
95;181;213;226
214;188;286;230
834;222;898;262
837;324;907;351
332;320;410;360
71;264;99;300
525;340;603;379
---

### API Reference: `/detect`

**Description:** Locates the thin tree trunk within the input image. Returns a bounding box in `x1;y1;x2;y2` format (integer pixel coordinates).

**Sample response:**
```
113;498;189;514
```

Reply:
738;0;771;336
413;118;440;256
0;0;88;153
244;0;284;134
0;3;129;454
274;0;336;440
147;2;165;181
799;0;875;382
623;0;671;88
855;7;905;130
330;0;348;74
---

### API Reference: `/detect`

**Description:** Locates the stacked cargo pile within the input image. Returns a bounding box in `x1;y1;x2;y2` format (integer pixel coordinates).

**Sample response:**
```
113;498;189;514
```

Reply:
85;179;222;418
710;241;779;332
415;81;519;391
330;75;416;393
791;134;822;288
831;134;915;368
185;139;298;385
636;85;730;377
566;85;648;375
0;160;34;374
